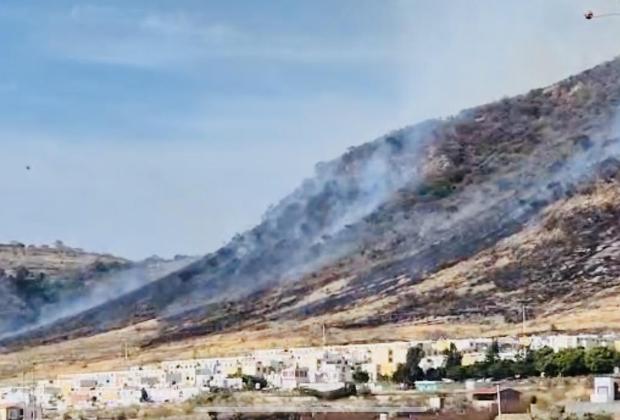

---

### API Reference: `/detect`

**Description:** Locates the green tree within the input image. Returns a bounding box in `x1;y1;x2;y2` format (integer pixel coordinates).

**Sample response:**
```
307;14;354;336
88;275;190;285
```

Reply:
465;362;487;379
489;359;517;380
443;343;463;369
485;340;500;365
240;374;267;390
392;363;408;384
585;347;617;374
513;348;538;378
405;345;426;383
445;365;469;381
554;348;587;377
533;346;557;376
393;345;425;385
425;367;445;381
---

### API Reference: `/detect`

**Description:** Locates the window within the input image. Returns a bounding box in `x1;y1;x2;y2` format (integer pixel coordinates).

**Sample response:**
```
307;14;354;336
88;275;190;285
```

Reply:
7;408;24;420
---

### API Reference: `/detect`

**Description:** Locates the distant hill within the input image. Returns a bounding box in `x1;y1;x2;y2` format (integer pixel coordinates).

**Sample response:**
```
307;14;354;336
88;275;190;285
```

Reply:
5;56;620;349
0;241;128;278
0;242;195;334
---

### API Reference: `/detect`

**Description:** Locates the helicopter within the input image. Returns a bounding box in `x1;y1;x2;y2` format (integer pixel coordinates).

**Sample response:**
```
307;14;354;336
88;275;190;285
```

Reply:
584;9;620;19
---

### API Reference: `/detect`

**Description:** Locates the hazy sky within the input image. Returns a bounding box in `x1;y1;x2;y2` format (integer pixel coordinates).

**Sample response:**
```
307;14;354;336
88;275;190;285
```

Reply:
1;0;619;259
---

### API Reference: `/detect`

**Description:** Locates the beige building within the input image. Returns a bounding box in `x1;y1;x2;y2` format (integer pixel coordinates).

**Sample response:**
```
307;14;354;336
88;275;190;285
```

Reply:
358;342;409;377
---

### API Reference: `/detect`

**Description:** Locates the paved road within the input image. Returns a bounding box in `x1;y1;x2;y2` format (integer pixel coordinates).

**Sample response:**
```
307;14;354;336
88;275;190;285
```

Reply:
195;405;428;413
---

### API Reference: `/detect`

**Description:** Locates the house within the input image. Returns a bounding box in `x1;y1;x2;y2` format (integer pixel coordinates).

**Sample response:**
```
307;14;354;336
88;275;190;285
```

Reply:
0;402;42;420
365;342;409;377
357;362;379;383
118;388;141;406
471;387;522;412
33;382;64;411
147;387;200;403
66;390;93;410
280;366;310;390
161;361;197;387
161;360;202;372
462;352;486;366
208;375;242;390
195;367;216;389
127;368;166;389
591;376;620;403
212;358;241;376
287;348;323;376
576;334;613;349
432;338;486;354
498;351;520;361
314;353;354;384
528;334;609;352
58;371;127;393
0;388;30;406
419;355;446;371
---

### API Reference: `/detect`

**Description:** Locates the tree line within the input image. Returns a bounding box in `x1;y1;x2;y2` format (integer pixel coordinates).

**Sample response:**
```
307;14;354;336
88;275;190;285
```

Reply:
390;342;620;386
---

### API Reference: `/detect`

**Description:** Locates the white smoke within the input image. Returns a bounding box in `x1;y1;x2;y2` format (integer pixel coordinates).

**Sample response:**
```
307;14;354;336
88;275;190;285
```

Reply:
0;257;196;340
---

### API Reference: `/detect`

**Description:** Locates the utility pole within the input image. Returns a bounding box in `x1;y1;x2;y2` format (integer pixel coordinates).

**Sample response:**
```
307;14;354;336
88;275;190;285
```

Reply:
522;304;526;336
31;362;36;413
322;323;326;348
496;384;502;419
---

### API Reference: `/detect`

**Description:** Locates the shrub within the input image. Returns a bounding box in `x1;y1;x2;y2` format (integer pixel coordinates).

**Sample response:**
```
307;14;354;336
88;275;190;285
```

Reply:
352;368;370;384
585;346;617;374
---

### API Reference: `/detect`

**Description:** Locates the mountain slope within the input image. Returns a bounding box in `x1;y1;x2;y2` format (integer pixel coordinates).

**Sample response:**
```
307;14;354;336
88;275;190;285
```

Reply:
0;243;195;334
0;242;129;332
5;57;620;349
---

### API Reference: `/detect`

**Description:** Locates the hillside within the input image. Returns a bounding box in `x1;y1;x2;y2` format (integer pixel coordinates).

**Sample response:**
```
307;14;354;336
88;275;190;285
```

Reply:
0;241;127;278
0;243;195;335
4;56;620;351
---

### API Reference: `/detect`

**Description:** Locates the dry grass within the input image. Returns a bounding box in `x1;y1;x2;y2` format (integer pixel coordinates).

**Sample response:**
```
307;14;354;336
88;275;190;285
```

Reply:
3;185;620;383
0;308;613;384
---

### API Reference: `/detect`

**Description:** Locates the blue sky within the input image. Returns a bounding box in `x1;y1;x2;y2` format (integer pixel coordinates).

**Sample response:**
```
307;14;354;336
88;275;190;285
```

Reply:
1;0;619;259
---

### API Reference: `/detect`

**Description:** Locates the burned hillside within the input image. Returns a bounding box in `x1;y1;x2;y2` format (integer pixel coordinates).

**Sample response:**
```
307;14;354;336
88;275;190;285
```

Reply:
4;56;620;349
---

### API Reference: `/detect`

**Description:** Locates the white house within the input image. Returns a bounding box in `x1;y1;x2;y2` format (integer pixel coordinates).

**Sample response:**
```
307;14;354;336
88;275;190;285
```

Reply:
314;355;353;384
419;355;446;371
279;366;310;390
134;368;166;389
208;375;243;390
591;376;619;403
146;387;200;403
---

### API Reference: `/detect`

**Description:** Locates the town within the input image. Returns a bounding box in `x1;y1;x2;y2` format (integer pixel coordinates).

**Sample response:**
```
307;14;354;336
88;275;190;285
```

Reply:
3;332;620;418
